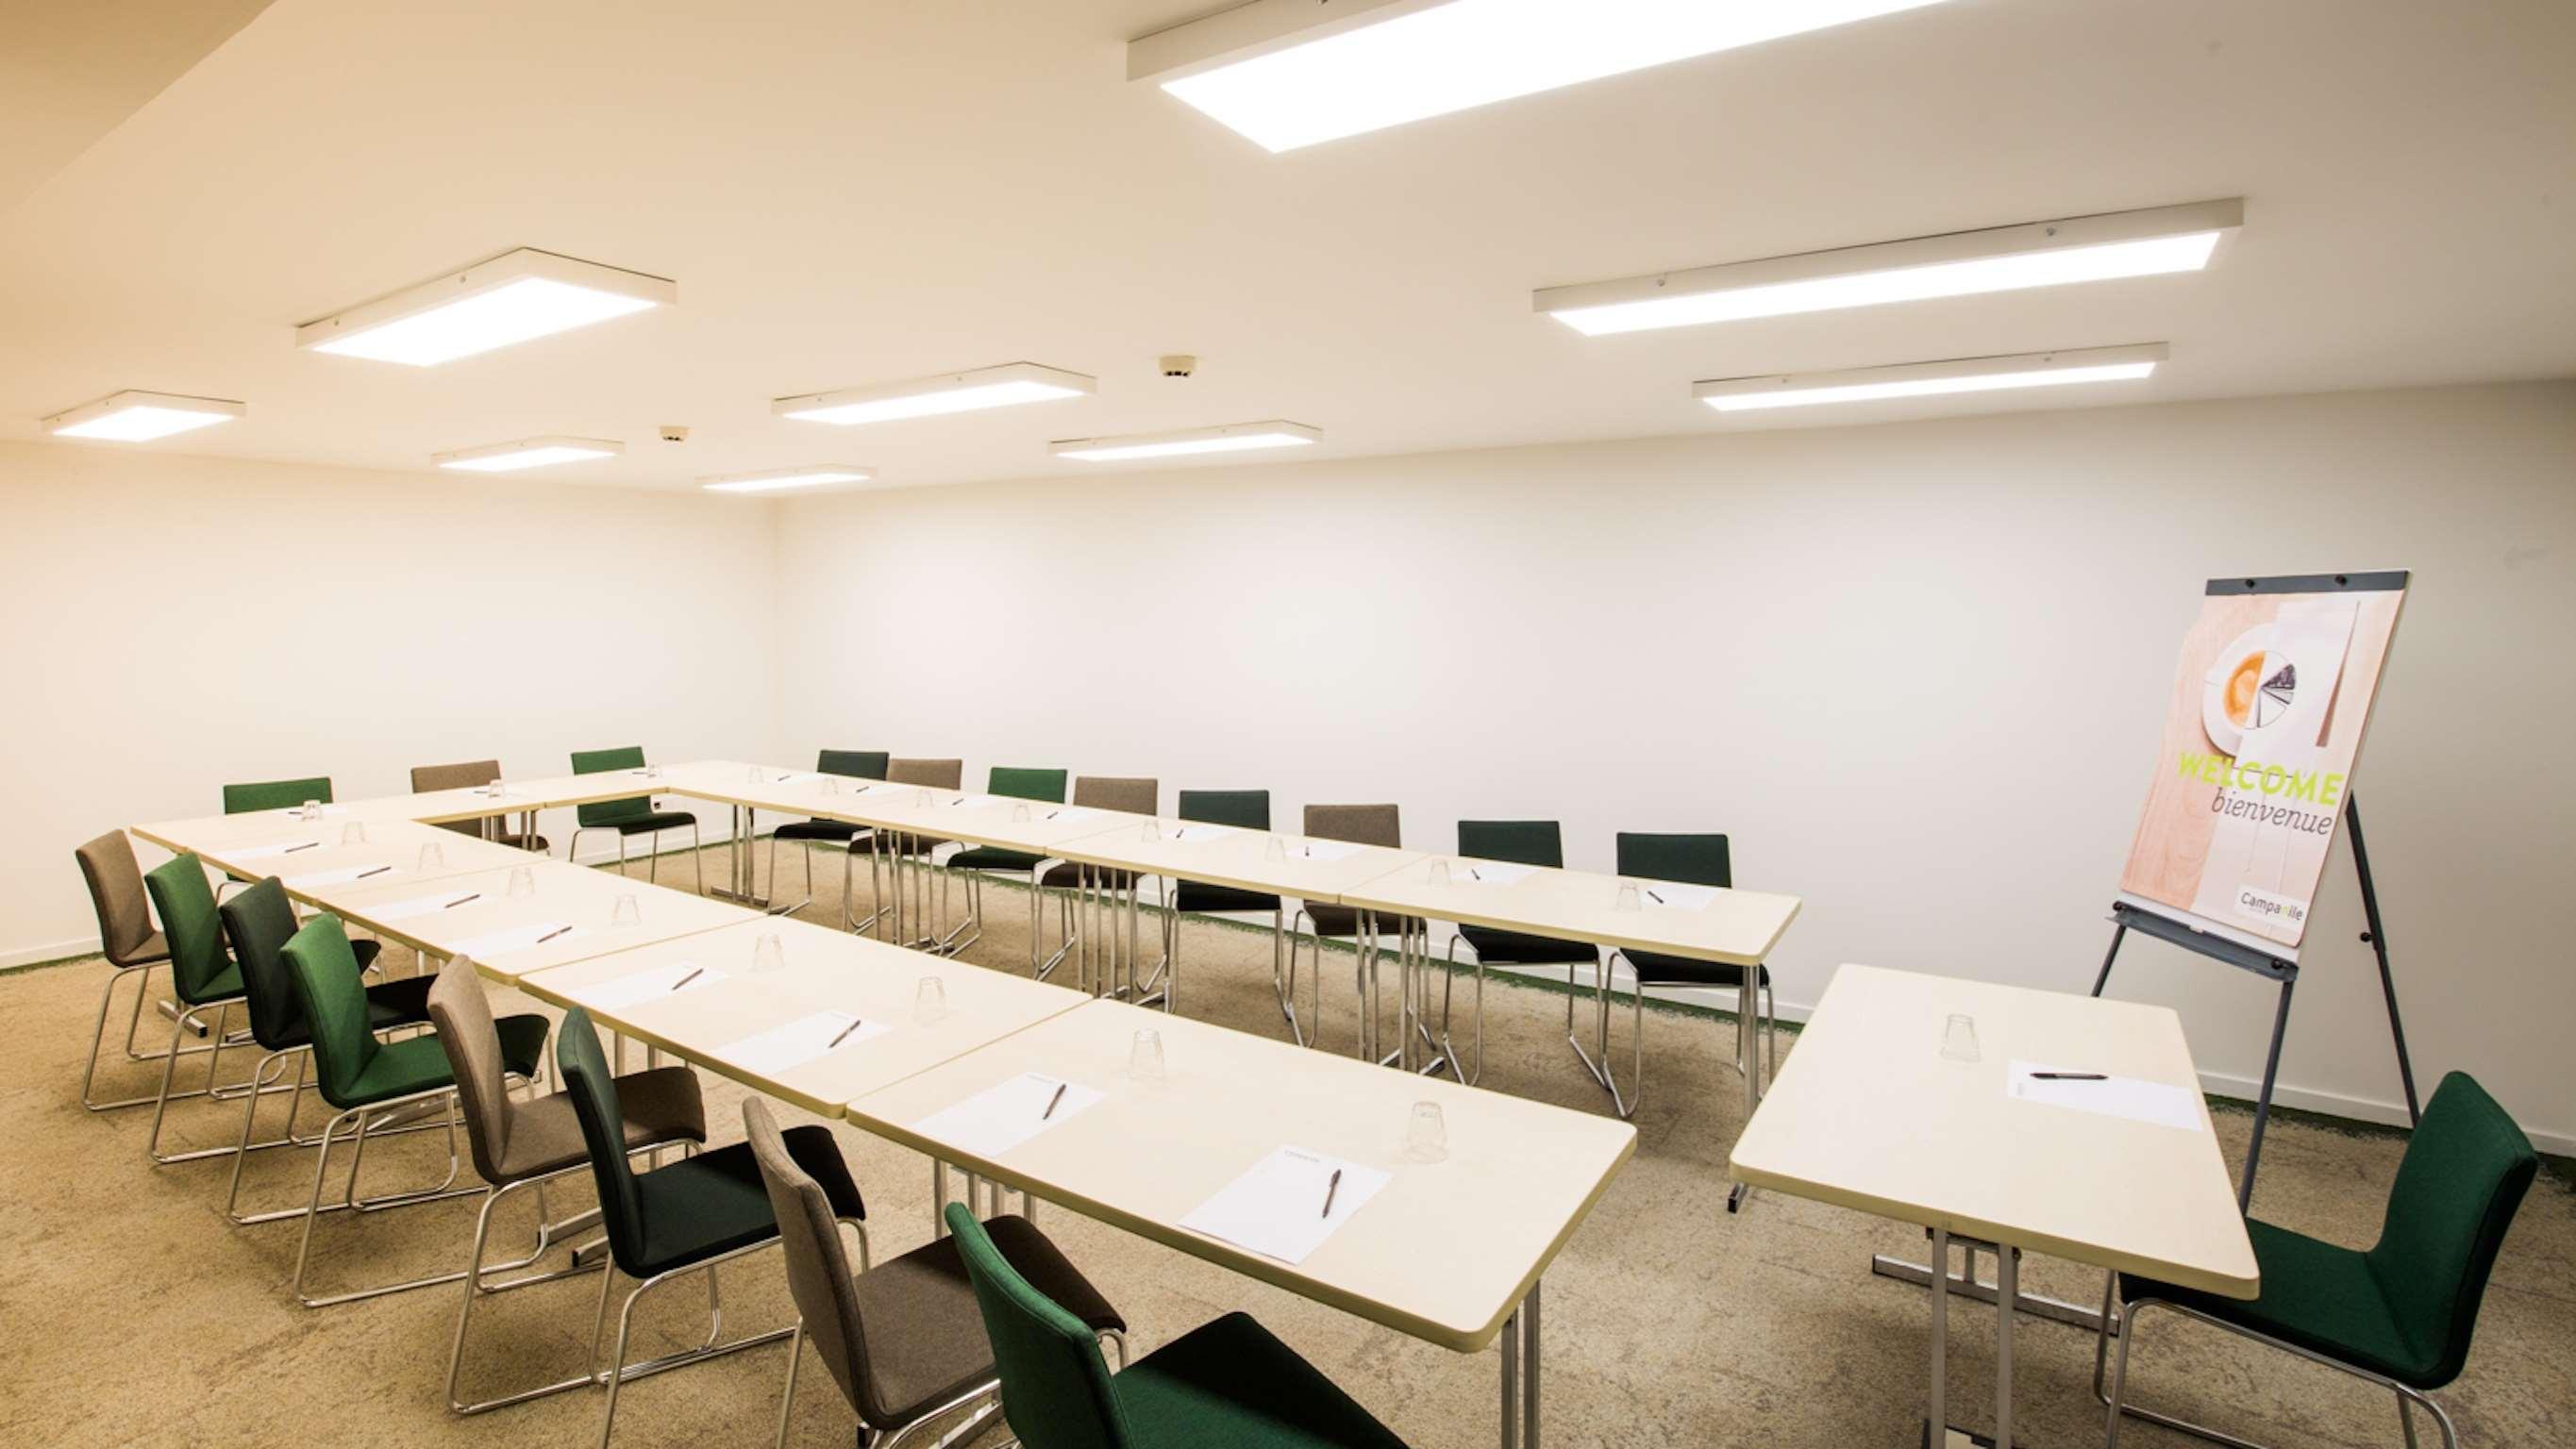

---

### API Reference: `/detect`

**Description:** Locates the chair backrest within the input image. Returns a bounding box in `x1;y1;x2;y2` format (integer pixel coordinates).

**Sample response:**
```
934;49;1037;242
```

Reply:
744;1099;880;1423
571;746;651;827
224;776;333;814
555;1007;651;1275
427;957;518;1183
1072;776;1158;816
75;830;159;966
278;915;381;1108
141;854;231;1005
410;759;501;792
1614;832;1731;890
945;1203;1129;1449
886;758;963;790
216;875;316;1051
1458;819;1564;869
1178;789;1269;831
2365;1071;2540;1386
818;750;891;781
990;767;1069;805
1305;803;1400;848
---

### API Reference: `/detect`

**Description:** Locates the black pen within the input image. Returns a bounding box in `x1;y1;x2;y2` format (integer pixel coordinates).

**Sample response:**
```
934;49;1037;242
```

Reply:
1321;1167;1342;1219
1469;867;1482;881
355;864;393;879
1042;1082;1067;1120
2031;1072;2108;1081
537;925;572;943
827;1016;864;1050
1045;809;1060;820
283;841;321;854
443;892;479;909
668;967;704;992
1647;889;1665;905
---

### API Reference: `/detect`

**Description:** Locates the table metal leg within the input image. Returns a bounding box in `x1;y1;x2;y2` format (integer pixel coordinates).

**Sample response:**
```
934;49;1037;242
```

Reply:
711;804;773;910
1996;1244;2017;1449
1497;1278;1542;1449
1930;1226;1948;1446
1872;1242;2104;1332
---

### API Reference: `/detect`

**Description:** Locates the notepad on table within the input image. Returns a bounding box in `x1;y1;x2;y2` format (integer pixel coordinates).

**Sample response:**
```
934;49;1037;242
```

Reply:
583;962;729;1010
366;890;483;923
716;1011;890;1075
226;839;325;861
1459;861;1534;886
1166;824;1234;843
450;922;590;959
2007;1060;2200;1131
910;1072;1105;1158
285;862;397;889
1295;840;1363;862
1640;881;1718;911
1179;1146;1391;1265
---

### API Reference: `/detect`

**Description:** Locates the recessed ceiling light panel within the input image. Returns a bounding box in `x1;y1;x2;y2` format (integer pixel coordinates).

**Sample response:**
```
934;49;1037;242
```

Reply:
1540;200;2243;335
44;390;244;441
1133;0;1954;153
701;465;877;494
432;436;625;473
1694;343;2167;413
775;362;1096;426
1052;420;1321;462
298;249;675;366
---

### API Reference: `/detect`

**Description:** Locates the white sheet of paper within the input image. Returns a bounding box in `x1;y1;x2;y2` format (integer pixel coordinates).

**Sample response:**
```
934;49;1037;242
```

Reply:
449;922;590;959
1295;840;1363;862
910;1072;1107;1158
945;793;1001;810
715;1011;892;1075
1179;1145;1392;1265
226;839;326;861
2008;1060;2201;1131
770;772;817;786
1640;881;1718;911
285;863;399;889
364;890;485;922
1460;860;1535;887
582;962;730;1010
1044;806;1104;823
1167;824;1235;843
274;805;346;819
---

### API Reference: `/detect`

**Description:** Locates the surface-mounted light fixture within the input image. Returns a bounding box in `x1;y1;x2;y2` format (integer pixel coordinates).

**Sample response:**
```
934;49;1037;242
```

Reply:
431;436;625;472
1540;200;2243;335
43;390;244;441
297;249;675;366
774;363;1096;426
1051;420;1321;462
700;465;877;493
1693;344;2166;413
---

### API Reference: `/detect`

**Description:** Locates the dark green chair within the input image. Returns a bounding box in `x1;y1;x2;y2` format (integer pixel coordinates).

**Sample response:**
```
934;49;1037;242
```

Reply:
767;749;892;927
224;775;333;814
1162;789;1281;1016
557;1005;868;1446
1587;832;1766;1120
280;914;549;1307
1441;822;1597;1083
945;766;1070;958
945;1203;1411;1449
568;746;705;893
139;854;261;1164
2099;1072;2538;1449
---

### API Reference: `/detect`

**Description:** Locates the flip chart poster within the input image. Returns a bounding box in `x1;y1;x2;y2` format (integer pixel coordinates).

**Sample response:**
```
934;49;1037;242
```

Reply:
2117;574;2406;958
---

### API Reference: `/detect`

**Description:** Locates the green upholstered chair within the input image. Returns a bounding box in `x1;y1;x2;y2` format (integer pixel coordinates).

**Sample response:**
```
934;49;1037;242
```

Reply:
944;766;1070;959
279;914;549;1307
557;1006;868;1447
1162;789;1282;1017
1031;776;1161;989
1284;805;1424;1058
2099;1072;2539;1449
73;830;180;1111
747;1098;1128;1449
410;759;549;852
1586;832;1766;1120
216;875;420;1223
767;749;891;927
945;1203;1411;1449
139;853;259;1164
223;775;333;814
568;746;706;893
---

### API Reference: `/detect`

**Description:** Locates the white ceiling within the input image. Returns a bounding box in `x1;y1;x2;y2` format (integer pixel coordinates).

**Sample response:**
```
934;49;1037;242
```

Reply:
3;0;2571;492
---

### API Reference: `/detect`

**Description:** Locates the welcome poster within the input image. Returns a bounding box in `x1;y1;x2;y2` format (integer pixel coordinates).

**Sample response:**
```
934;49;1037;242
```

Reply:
2117;573;2407;958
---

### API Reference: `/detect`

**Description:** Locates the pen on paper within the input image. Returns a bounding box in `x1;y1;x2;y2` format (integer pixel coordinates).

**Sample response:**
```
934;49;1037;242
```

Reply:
668;967;704;992
355;865;392;879
1647;889;1665;905
536;925;572;944
1321;1167;1343;1219
1469;867;1481;881
443;892;478;909
1045;809;1060;820
283;841;320;854
1042;1082;1067;1120
827;1016;864;1050
2030;1071;2108;1081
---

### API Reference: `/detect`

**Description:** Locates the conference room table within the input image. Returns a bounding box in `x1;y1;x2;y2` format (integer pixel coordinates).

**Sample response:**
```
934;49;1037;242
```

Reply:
1728;964;2257;1449
131;808;534;888
309;857;758;985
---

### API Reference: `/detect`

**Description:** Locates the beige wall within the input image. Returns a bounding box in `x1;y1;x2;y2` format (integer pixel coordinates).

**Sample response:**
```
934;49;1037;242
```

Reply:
0;441;781;963
770;382;2576;1151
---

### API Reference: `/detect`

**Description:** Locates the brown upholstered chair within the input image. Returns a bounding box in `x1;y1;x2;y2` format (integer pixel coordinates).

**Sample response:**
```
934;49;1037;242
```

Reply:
744;1097;1128;1449
1290;805;1445;1067
74;830;186;1110
428;958;706;1413
410;759;549;853
872;758;965;949
1029;775;1160;989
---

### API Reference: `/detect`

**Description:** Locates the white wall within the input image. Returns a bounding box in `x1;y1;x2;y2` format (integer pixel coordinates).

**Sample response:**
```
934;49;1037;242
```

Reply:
770;382;2576;1151
0;441;781;964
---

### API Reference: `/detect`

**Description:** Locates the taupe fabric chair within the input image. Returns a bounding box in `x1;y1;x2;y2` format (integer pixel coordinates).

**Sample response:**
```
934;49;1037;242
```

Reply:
410;759;549;853
1028;775;1159;988
744;1098;1129;1449
1288;806;1438;1061
74;830;194;1110
872;758;966;949
428;958;708;1413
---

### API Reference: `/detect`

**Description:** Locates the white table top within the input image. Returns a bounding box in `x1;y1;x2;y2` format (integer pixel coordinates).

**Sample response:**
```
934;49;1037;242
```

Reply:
1341;854;1801;967
517;916;1089;1115
309;858;758;983
131;813;530;889
847;998;1637;1351
1729;964;2257;1297
1052;818;1430;902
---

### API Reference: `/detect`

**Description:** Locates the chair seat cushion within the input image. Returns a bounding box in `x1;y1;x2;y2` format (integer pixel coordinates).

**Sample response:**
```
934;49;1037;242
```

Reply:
116;929;172;970
333;1010;546;1109
496;832;550;854
852;1214;1127;1429
1617;949;1767;991
1040;861;1138;891
1301;905;1423;940
1175;882;1280;916
1458;924;1597;967
775;819;866;844
492;1065;706;1182
876;834;951;857
179;960;246;1008
613;811;699;837
629;1124;864;1278
2122;1219;2433;1386
948;846;1045;874
1115;1310;1410;1448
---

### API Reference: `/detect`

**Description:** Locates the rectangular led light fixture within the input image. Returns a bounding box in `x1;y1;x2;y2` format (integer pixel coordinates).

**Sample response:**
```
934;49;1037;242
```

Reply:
775;362;1096;426
701;465;877;494
1694;344;2167;413
1131;0;1952;153
432;436;625;473
1539;199;2242;335
1052;420;1321;463
297;248;675;366
44;390;244;441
